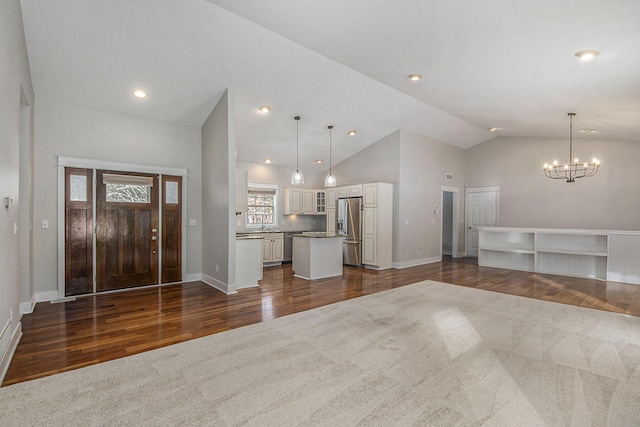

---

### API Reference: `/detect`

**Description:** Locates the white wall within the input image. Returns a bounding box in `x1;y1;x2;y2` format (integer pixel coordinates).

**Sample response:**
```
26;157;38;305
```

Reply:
201;89;236;293
466;136;640;230
0;0;35;378
235;161;326;232
397;130;466;266
32;97;202;298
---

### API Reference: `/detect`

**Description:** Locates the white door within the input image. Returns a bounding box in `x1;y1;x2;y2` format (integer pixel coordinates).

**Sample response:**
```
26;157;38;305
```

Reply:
466;189;498;257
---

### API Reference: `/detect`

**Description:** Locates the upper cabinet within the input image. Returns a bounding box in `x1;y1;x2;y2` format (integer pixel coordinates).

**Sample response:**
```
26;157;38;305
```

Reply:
363;182;377;207
283;188;326;215
314;190;326;214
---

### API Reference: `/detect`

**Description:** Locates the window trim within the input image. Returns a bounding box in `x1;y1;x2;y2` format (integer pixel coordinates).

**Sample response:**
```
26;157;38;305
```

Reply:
245;182;279;229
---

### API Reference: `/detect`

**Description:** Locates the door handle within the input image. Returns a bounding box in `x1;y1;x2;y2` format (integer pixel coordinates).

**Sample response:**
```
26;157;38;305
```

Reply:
152;228;157;233
151;236;157;241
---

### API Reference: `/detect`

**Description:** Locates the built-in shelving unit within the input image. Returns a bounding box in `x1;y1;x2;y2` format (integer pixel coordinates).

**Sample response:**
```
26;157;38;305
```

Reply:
478;227;640;284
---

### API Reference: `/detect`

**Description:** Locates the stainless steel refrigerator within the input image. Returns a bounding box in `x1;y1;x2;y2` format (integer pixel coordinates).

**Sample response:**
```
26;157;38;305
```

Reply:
337;197;363;267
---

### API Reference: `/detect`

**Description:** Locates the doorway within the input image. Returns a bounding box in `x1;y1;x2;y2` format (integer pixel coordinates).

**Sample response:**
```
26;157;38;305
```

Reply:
62;165;184;296
465;186;499;257
441;186;459;258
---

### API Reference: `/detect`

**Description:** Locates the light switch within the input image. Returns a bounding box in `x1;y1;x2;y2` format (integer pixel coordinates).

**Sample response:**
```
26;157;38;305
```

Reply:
42;220;49;229
14;223;18;235
189;219;197;226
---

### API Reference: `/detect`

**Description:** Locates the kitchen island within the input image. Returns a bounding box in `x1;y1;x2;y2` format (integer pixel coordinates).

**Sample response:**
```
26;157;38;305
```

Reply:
292;233;343;280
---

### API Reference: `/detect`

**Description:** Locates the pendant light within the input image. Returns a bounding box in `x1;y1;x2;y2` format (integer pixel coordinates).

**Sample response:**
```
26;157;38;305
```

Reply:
324;125;337;187
291;116;304;185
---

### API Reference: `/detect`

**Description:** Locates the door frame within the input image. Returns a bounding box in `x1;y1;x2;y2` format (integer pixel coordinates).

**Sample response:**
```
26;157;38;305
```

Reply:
440;186;460;258
465;186;500;257
57;156;188;299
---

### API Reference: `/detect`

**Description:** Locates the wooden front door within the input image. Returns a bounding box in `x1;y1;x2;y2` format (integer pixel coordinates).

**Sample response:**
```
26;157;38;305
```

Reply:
161;175;182;283
64;168;94;296
96;170;159;291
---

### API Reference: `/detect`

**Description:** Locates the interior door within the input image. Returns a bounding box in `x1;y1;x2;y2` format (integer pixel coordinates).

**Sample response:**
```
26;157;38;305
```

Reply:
466;190;497;257
96;170;159;291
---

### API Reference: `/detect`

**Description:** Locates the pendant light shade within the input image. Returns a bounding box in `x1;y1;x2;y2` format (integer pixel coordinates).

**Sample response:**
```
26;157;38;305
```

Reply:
291;116;304;185
324;125;337;187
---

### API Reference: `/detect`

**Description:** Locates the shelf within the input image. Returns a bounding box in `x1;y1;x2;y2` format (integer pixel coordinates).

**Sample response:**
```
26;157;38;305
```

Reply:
481;246;534;254
479;250;534;272
536;248;607;257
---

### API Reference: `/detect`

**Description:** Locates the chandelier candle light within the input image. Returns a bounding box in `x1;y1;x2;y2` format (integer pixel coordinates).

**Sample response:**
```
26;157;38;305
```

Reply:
291;116;304;185
543;113;601;182
324;125;337;187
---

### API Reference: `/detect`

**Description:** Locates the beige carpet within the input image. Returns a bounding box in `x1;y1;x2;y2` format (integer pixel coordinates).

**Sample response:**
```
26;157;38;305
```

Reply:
1;280;640;426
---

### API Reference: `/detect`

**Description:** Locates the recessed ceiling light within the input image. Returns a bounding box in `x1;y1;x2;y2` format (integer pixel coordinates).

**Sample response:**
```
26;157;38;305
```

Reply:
259;105;271;113
316;159;323;164
582;129;596;133
348;130;357;136
408;74;422;81
575;50;599;61
264;158;272;164
488;127;498;132
133;90;147;98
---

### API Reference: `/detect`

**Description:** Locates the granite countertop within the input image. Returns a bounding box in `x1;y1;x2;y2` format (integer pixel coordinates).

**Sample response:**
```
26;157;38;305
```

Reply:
236;235;264;240
292;232;340;238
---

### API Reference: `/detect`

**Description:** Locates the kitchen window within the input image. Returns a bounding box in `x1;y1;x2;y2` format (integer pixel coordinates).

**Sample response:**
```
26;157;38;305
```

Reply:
246;184;278;228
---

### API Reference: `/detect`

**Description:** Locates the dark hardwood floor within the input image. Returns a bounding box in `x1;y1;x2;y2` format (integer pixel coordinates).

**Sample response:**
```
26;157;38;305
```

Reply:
4;257;640;386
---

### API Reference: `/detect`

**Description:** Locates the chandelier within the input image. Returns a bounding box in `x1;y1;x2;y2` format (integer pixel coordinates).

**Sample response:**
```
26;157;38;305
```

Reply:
543;113;600;182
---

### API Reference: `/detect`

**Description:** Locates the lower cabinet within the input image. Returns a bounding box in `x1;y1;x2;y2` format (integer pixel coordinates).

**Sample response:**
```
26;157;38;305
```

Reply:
261;233;283;263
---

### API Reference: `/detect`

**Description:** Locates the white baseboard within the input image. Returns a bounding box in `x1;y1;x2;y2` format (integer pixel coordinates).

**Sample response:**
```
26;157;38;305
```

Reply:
35;291;60;303
454;252;466;258
442;250;452;256
0;321;22;386
606;273;640;285
201;274;237;295
185;273;202;282
19;294;37;315
392;256;442;269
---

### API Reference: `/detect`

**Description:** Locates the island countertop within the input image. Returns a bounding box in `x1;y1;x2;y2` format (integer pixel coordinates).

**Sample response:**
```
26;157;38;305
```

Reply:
292;232;340;238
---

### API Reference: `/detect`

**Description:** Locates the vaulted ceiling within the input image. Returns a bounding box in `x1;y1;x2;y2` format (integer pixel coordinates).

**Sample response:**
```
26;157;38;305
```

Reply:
20;0;640;172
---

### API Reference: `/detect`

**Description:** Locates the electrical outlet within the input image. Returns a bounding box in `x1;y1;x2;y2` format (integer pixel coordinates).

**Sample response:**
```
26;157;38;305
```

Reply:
215;264;219;272
42;220;49;229
189;219;197;226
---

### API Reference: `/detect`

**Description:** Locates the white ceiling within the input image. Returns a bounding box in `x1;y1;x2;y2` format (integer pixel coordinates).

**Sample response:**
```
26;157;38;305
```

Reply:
19;0;640;172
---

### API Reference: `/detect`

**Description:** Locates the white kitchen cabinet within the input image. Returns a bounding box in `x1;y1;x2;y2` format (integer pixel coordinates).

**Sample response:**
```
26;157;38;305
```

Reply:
361;182;393;270
303;189;315;215
363;208;377;264
284;188;320;215
326;208;336;234
314;190;326;214
262;232;284;263
349;184;363;197
363;182;377;207
337;186;350;198
326;187;337;209
283;188;303;215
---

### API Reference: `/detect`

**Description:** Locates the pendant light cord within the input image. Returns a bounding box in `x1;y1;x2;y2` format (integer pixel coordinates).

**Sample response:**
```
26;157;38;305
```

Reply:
328;125;333;175
295;116;300;171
